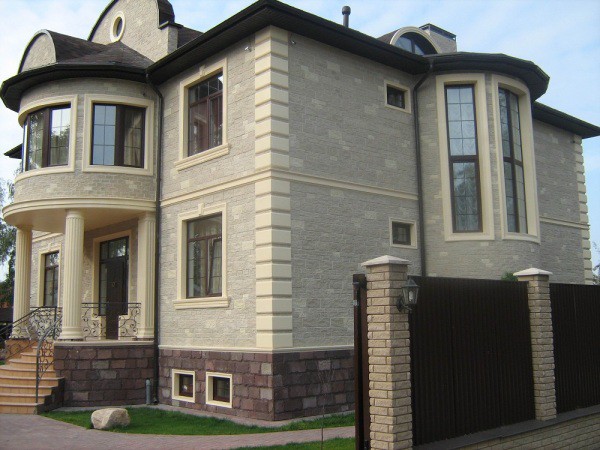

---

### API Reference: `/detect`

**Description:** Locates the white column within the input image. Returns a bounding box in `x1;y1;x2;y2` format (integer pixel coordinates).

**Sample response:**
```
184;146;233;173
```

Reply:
11;227;32;338
136;212;156;339
59;210;84;340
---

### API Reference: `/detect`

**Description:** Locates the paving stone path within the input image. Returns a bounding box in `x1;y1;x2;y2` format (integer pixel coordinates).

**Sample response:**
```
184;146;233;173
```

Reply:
0;414;354;449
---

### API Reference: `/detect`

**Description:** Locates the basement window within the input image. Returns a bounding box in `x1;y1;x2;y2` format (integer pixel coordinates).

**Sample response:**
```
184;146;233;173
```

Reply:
390;219;417;248
172;369;195;402
206;372;232;408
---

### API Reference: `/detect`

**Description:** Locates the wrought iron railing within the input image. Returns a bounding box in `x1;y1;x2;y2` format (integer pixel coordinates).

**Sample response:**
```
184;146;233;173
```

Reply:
81;302;141;339
0;306;59;361
35;314;62;402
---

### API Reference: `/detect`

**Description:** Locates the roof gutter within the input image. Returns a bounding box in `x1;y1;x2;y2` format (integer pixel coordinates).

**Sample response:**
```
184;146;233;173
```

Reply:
412;60;434;277
145;73;164;404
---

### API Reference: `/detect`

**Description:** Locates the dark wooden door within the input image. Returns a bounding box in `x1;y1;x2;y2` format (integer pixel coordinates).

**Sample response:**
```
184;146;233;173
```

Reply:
104;259;127;340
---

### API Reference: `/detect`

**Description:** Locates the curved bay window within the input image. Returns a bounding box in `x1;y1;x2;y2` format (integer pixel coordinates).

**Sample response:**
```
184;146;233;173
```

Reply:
186;215;222;298
445;85;482;232
499;88;527;233
188;73;223;156
23;105;70;170
92;104;145;167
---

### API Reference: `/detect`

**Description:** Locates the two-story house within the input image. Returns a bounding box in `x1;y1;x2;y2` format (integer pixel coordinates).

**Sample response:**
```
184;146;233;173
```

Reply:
1;0;598;419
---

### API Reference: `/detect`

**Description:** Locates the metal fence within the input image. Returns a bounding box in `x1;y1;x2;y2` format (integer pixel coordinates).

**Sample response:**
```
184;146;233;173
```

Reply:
410;276;535;445
550;283;600;413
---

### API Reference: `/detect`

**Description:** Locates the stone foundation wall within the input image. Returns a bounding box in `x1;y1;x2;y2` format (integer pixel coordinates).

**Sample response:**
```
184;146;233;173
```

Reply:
54;343;154;407
159;348;353;421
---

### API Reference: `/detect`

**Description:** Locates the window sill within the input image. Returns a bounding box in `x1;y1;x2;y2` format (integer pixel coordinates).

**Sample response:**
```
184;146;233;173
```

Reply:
206;399;232;408
173;296;230;310
384;103;411;114
502;232;540;244
82;164;152;176
175;143;230;171
16;165;74;181
444;231;495;242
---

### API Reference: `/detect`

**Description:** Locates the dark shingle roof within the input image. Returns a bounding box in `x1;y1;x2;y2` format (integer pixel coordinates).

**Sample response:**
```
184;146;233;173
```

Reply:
178;26;203;48
378;30;397;44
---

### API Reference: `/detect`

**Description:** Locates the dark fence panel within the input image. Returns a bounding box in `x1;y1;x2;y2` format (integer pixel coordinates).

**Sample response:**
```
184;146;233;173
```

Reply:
410;277;534;445
550;283;600;413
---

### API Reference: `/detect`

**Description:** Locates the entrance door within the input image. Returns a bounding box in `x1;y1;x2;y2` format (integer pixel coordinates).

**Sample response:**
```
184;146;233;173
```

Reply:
99;237;128;340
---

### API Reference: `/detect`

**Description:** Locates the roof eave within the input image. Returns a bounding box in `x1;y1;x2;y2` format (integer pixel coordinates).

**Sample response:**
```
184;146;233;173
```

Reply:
533;102;600;139
1;64;147;111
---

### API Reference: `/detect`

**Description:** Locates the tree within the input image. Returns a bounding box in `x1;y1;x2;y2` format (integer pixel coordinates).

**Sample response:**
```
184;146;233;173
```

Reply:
0;179;15;306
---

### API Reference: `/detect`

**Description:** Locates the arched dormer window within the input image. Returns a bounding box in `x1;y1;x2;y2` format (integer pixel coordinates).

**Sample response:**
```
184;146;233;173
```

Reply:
389;27;440;55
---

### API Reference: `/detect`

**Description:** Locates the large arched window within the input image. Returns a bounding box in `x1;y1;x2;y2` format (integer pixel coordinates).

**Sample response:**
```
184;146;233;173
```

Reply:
394;32;437;55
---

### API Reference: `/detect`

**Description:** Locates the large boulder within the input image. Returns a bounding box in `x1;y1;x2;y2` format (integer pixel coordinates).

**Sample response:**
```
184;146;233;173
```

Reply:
91;408;131;430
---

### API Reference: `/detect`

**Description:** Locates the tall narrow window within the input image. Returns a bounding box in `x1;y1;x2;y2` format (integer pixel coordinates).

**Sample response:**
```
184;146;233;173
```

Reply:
92;104;145;167
499;88;527;233
24;106;70;171
445;85;481;232
43;252;59;307
187;215;222;298
188;73;223;156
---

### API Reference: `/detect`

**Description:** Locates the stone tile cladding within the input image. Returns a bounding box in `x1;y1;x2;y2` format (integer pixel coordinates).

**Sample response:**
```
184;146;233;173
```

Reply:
159;348;354;421
21;33;55;71
54;343;154;407
463;413;600;449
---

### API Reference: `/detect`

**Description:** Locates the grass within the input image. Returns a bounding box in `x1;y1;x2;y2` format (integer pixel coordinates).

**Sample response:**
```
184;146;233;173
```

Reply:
42;407;354;435
234;438;355;449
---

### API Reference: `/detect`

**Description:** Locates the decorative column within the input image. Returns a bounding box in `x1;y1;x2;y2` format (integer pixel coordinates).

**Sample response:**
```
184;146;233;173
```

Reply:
11;227;32;338
137;212;156;339
361;256;413;449
60;210;84;340
514;268;557;421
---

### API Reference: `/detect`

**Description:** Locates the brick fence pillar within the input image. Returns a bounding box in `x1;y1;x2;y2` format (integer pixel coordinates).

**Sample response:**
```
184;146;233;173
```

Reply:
514;268;557;421
361;256;412;450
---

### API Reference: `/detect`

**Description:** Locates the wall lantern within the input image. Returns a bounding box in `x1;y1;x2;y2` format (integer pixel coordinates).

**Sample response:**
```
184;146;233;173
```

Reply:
397;278;419;312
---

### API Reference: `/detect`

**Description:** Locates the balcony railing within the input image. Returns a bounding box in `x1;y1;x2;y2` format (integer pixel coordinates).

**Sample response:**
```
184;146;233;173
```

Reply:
81;302;141;339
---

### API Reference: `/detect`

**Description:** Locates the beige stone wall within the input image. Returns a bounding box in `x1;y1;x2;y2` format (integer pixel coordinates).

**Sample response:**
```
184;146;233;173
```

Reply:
89;0;175;62
20;33;56;72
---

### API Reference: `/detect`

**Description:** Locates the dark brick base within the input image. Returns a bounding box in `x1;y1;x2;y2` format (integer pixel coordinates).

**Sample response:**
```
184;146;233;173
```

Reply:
159;348;354;421
54;342;154;407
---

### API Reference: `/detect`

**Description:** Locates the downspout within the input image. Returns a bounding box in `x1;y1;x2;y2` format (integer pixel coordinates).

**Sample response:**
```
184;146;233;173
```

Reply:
412;60;434;276
146;73;163;403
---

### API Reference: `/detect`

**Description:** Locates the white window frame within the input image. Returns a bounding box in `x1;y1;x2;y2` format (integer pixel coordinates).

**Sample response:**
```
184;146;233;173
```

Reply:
384;81;412;114
436;73;495;242
172;369;196;403
37;245;62;308
389;218;417;249
82;94;154;176
206;372;233;408
16;95;78;182
175;58;230;171
491;75;540;243
174;202;229;309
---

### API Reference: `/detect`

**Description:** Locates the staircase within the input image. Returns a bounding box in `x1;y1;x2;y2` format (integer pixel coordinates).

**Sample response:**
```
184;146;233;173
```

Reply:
0;347;63;414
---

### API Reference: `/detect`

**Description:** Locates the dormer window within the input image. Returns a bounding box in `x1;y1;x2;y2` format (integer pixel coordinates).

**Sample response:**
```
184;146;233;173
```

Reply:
23;105;70;171
393;32;437;55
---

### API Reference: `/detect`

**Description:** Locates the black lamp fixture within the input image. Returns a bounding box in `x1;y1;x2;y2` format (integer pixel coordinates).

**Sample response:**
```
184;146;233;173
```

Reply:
397;278;419;312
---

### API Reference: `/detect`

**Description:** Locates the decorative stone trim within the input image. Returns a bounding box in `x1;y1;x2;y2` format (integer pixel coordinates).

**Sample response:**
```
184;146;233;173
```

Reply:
573;136;594;284
254;26;292;349
515;268;557;421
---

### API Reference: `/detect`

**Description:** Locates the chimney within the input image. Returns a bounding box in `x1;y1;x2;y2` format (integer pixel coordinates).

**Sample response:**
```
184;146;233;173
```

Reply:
342;6;351;28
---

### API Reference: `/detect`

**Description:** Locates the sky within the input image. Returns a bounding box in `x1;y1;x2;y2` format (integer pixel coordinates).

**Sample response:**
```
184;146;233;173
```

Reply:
0;0;598;273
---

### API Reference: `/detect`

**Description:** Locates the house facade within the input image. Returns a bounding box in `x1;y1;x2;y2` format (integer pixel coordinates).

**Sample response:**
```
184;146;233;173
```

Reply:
1;0;598;419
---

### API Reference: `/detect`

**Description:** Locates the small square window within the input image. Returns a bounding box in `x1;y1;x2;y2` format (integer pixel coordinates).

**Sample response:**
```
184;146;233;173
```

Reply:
391;221;414;247
386;85;406;109
206;372;232;408
172;369;195;402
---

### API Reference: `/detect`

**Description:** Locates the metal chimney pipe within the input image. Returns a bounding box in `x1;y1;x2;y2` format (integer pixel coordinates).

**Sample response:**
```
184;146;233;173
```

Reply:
342;6;351;27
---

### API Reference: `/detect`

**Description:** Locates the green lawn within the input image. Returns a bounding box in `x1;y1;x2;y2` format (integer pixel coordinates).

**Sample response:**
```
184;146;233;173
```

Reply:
234;438;355;449
43;408;354;435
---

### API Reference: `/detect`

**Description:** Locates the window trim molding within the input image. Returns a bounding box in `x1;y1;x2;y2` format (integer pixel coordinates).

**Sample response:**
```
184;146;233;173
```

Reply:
174;202;229;309
389;218;417;249
384;80;412;114
110;11;125;43
172;369;196;403
436;73;494;242
177;58;229;170
91;230;133;307
16;95;78;182
37;245;62;308
82;94;154;176
491;75;540;242
205;372;233;408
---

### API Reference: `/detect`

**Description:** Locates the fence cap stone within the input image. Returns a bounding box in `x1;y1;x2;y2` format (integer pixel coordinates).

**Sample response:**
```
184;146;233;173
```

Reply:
361;255;411;267
513;268;553;277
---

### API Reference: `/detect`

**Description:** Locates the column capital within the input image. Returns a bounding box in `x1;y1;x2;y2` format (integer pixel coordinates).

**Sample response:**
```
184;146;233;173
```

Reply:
361;255;411;268
65;209;84;220
514;268;552;281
